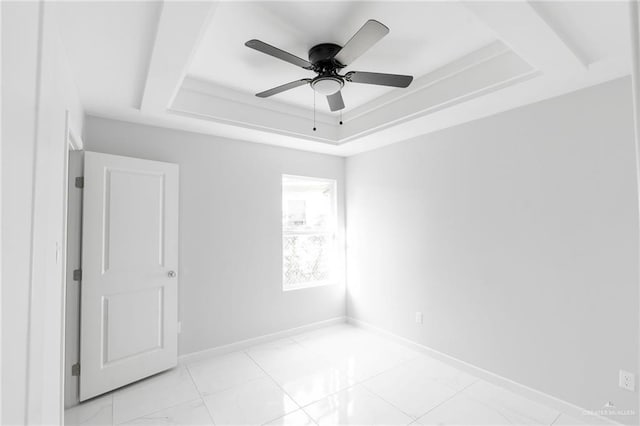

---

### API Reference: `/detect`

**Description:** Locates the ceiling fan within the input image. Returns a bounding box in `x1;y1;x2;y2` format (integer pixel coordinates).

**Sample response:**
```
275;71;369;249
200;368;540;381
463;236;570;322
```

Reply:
245;20;413;113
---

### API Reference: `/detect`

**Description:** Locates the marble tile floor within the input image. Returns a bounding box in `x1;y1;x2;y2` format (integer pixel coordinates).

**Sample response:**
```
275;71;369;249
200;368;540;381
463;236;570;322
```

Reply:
65;324;597;426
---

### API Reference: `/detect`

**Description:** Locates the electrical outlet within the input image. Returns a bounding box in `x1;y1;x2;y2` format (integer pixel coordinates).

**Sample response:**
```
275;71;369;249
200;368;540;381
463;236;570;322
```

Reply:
619;370;635;391
415;312;423;324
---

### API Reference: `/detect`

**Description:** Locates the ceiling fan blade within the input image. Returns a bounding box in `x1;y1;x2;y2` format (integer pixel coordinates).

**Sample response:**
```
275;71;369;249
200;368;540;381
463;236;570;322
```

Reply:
333;20;389;66
345;71;413;88
245;39;313;70
256;79;311;98
327;91;345;112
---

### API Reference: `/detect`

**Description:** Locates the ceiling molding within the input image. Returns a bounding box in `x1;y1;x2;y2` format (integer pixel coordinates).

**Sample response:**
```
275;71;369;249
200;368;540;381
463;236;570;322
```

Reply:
343;41;511;122
170;87;339;143
462;0;588;74
181;77;336;125
140;1;217;113
84;106;342;155
339;49;537;143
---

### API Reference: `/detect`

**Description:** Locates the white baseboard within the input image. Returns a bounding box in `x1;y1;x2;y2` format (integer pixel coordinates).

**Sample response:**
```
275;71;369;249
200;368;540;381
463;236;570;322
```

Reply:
178;316;347;365
346;317;621;426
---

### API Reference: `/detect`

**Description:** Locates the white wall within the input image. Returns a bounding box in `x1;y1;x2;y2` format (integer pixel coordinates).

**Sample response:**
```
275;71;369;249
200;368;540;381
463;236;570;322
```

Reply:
1;3;40;423
83;116;346;356
2;1;84;424
346;77;639;424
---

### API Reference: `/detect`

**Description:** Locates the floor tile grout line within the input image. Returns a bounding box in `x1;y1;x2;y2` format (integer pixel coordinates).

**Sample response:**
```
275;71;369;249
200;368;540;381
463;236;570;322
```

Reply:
290;380;419;426
107;366;201;425
356;383;417;422
350;325;568;424
66;395;115;426
183;365;217;425
185;355;290;424
184;354;267;399
184;362;203;396
456;381;561;425
376;375;479;422
347;366;425;420
252;340;367;413
293;357;430;415
243;349;318;425
363;345;561;425
113;396;205;425
249;332;437;418
121;366;199;423
273;332;359;371
272;356;395;412
184;344;315;424
199;395;217;426
240;330;405;422
550;411;563;425
242;349;304;411
409;379;479;423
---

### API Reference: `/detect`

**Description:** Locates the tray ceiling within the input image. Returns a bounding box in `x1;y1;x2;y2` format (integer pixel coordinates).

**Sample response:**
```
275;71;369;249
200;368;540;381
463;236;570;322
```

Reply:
54;1;633;156
187;1;497;113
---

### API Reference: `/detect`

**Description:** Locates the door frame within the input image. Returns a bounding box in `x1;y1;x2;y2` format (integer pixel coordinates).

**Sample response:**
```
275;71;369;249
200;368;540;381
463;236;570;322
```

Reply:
60;111;82;421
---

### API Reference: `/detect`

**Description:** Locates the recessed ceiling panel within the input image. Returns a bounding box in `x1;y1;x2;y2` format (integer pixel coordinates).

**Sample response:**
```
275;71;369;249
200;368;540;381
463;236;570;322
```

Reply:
187;1;497;113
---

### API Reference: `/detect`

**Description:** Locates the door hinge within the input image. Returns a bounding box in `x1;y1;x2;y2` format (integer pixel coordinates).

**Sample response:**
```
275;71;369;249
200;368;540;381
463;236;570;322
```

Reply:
73;269;82;281
75;177;84;188
71;363;80;376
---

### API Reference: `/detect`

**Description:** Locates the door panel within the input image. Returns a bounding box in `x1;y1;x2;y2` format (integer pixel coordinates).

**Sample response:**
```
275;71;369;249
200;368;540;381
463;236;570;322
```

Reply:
103;287;163;364
104;169;165;272
80;152;179;401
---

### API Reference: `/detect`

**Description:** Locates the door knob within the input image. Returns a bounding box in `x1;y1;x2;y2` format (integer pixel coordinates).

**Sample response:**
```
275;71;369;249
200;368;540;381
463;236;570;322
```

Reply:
167;270;176;278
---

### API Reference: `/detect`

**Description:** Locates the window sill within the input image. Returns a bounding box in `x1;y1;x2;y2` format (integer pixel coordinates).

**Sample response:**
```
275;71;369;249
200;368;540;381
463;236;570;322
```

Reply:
283;280;341;292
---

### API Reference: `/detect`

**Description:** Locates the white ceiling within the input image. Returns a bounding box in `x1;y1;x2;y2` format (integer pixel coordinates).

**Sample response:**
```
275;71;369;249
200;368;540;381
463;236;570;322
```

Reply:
54;1;162;110
53;1;633;156
188;1;497;113
531;1;630;64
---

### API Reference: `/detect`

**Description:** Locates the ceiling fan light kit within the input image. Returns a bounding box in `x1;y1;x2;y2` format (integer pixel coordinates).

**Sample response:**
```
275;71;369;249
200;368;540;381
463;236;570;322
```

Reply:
245;19;414;122
311;76;344;96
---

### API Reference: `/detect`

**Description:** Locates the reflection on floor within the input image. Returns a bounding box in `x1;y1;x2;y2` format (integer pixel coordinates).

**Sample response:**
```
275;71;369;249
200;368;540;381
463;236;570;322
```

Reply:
65;324;593;425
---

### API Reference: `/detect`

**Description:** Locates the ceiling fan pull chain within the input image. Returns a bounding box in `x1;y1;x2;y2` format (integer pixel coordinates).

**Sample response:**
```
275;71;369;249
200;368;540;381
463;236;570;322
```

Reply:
313;90;317;131
340;110;343;125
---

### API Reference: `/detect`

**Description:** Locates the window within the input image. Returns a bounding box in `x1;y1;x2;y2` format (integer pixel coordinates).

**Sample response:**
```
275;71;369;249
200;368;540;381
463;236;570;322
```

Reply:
282;175;337;290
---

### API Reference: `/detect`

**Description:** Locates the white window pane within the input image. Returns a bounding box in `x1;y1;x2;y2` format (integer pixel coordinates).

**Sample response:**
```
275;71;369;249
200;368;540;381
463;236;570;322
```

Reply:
283;234;330;286
282;175;336;290
285;199;307;227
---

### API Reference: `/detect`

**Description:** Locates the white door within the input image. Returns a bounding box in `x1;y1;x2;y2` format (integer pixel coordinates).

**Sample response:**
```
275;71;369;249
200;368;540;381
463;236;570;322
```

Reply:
80;152;179;401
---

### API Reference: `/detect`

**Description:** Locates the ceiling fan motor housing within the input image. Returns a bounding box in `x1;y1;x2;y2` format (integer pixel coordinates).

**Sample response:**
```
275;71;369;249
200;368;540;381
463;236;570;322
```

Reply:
308;43;344;72
308;43;346;96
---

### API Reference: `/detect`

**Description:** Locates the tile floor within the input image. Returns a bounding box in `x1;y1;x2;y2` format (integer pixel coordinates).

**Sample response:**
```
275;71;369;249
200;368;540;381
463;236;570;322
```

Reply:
65;324;593;425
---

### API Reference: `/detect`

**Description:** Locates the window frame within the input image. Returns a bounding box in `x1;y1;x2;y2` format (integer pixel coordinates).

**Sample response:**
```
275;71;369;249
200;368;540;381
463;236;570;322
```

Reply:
281;174;338;291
